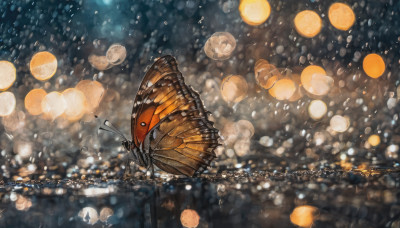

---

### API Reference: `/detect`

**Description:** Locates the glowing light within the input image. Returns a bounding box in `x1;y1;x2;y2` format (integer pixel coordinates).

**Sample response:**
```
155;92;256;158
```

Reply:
220;75;248;103
30;51;58;81
268;78;296;100
239;0;271;26
15;195;32;211
363;53;385;78
368;134;380;147
234;139;251;157
330;115;350;132
308;100;327;120
290;205;318;227
75;80;105;112
14;141;33;158
385;145;399;159
1;111;25;132
78;207;99;225
24;89;47;116
254;59;280;89
328;3;355;31
88;54;112;71
301;65;332;96
99;207;114;223
294;10;322;38
236;120;255;139
180;209;200;228
0;91;16;117
106;44;127;65
62;88;87;121
41;92;66;119
0;61;16;91
204;32;236;60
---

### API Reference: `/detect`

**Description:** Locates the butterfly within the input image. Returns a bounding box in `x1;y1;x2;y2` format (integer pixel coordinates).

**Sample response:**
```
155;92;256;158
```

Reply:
100;55;219;177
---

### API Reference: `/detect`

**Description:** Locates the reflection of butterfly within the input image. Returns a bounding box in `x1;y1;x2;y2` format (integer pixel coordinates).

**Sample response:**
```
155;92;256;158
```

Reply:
103;56;219;177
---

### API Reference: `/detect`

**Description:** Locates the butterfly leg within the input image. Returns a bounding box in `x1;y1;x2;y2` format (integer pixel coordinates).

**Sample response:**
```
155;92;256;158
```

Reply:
149;163;155;179
123;159;133;180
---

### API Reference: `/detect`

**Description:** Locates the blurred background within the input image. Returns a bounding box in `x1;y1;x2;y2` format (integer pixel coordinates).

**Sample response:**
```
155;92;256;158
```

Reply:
0;0;399;227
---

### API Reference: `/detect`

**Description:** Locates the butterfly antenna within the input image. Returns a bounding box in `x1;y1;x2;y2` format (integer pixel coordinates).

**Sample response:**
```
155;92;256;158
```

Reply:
95;115;128;141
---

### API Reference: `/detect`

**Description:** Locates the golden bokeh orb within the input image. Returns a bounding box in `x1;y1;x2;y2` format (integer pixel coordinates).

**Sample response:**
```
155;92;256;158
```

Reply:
239;0;271;26
106;44;127;65
330;115;350;133
88;55;111;71
220;75;248;103
301;65;330;95
290;205;318;227
0;91;16;117
268;78;296;100
62;88;87;121
0;61;16;91
24;89;47;116
294;10;322;38
254;59;280;89
180;209;200;228
41;91;66;119
368;134;380;147
363;53;385;78
204;32;236;60
328;2;355;31
30;51;58;81
308;100;327;120
75;80;105;112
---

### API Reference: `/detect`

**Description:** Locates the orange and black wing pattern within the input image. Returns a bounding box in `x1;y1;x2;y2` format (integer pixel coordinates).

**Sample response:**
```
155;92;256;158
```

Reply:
131;55;219;176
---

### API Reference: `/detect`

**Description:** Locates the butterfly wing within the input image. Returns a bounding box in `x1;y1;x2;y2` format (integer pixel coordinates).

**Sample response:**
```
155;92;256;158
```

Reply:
143;110;218;176
131;55;219;175
131;55;182;145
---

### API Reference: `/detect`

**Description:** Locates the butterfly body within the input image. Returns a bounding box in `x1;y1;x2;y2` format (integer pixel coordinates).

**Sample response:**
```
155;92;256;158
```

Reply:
124;55;219;177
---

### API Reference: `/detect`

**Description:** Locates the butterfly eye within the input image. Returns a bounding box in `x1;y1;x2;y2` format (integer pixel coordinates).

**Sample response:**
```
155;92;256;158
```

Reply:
140;122;146;127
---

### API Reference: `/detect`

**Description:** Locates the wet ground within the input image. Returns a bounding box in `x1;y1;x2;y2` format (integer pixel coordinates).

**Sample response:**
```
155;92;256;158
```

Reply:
1;169;399;227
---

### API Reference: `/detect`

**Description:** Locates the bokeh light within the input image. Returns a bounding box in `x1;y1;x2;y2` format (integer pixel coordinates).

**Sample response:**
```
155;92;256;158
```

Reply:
24;88;47;116
220;75;248;103
88;55;111;71
239;0;271;26
328;3;355;31
294;10;322;38
385;145;399;159
29;51;58;81
75;80;105;113
308;100;327;120
0;91;16;117
330;115;350;132
99;207;114;223
363;53;385;78
1;111;25;132
368;134;380;147
268;78;296;100
62;88;87;121
301;65;332;96
180;209;200;228
290;205;318;227
14;141;33;159
204;32;236;60
41;91;66;119
106;44;127;65
254;59;280;89
78;207;99;225
0;61;16;91
15;195;32;211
